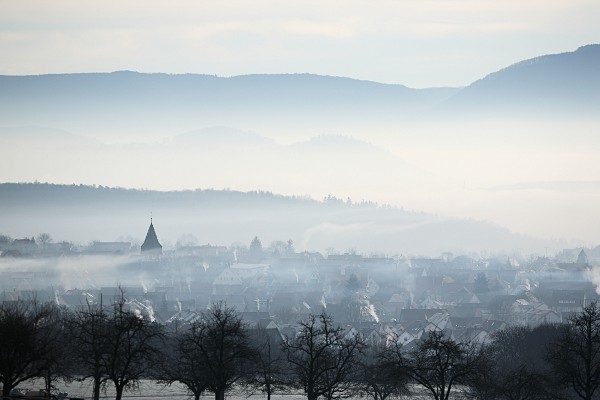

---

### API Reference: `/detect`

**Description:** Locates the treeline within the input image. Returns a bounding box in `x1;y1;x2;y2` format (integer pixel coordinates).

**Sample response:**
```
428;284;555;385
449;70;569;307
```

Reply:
0;183;389;210
0;182;316;208
2;297;600;400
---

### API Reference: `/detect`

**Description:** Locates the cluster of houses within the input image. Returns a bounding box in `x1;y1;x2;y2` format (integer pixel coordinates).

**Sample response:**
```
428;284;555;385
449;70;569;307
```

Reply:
1;220;599;346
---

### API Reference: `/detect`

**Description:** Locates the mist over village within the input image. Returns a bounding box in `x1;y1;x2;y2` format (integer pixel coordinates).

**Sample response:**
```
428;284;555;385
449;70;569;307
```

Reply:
2;2;600;400
2;185;600;400
2;208;600;330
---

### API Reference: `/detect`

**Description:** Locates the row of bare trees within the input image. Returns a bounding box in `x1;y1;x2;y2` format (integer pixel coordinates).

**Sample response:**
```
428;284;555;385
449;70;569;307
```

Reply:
3;297;600;400
0;294;164;400
0;301;61;398
68;296;164;400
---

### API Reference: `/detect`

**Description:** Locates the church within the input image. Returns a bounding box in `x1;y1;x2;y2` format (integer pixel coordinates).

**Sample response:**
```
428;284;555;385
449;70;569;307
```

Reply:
141;218;162;258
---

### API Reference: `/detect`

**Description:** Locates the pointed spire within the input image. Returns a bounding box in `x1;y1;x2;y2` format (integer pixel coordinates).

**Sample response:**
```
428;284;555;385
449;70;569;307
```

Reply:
141;217;162;255
577;249;588;265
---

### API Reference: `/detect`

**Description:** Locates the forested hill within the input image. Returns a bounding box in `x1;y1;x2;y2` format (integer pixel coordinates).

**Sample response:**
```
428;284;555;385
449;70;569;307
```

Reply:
0;45;598;137
0;183;557;256
0;72;425;137
446;44;600;113
0;182;314;208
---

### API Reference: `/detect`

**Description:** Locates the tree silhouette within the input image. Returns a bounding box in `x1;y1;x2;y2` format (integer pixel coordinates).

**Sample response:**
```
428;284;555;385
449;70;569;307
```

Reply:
345;274;361;292
174;302;255;400
403;330;482;400
159;329;210;400
37;304;74;397
0;300;56;398
248;236;264;262
68;301;110;400
284;312;366;400
246;327;287;400
547;301;600;400
468;325;557;400
360;345;409;400
36;233;52;248
100;291;165;400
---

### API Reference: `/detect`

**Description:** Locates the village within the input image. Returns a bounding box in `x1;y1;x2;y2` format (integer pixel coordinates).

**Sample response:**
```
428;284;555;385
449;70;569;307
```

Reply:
1;218;597;347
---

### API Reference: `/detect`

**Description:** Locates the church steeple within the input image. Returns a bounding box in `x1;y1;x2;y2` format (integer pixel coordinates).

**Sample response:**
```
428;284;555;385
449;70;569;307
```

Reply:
577;249;589;266
141;218;162;257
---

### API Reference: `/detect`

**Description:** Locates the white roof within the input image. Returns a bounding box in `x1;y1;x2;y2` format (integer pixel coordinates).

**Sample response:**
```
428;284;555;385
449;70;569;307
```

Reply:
230;263;270;270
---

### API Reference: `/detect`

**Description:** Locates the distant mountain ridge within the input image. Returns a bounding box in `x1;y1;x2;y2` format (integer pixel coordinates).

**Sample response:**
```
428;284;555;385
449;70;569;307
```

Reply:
448;44;600;113
0;124;439;218
0;44;598;137
0;71;425;137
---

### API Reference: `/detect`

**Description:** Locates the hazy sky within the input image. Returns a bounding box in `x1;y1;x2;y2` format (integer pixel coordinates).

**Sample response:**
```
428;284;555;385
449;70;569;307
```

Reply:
1;1;599;87
1;1;600;250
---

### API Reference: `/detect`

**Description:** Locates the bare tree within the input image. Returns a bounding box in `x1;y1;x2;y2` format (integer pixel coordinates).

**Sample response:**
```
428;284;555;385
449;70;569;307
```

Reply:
68;301;110;400
462;346;497;400
36;232;52;247
173;302;255;400
0;300;56;398
403;330;482;400
468;325;560;400
547;301;600;400
100;292;165;400
246;327;287;400
361;345;409;400
283;312;366;400
158;329;210;400
37;304;75;396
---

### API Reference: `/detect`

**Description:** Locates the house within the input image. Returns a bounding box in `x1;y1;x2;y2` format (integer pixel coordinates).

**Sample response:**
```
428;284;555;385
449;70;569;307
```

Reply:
397;320;429;345
450;328;491;345
388;292;412;312
443;287;481;305
364;329;386;350
528;309;562;326
481;319;507;334
174;244;229;258
424;312;450;331
213;268;245;295
399;308;447;324
396;312;447;345
420;295;444;309
341;326;360;341
208;294;247;311
548;289;586;314
247;319;286;346
241;311;271;324
510;297;561;326
86;241;131;255
123;298;157;322
447;316;483;331
8;238;38;257
163;310;202;331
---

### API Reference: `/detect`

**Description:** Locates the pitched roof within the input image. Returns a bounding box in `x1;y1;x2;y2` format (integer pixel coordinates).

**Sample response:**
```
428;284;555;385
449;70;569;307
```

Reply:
577;249;589;265
141;220;162;252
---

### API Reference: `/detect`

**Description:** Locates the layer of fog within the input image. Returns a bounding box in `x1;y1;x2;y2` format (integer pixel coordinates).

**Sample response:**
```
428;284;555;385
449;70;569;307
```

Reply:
0;255;137;291
1;115;599;248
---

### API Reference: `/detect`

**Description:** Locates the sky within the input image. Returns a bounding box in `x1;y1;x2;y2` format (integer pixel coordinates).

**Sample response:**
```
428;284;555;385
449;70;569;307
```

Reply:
1;1;600;251
1;0;599;87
